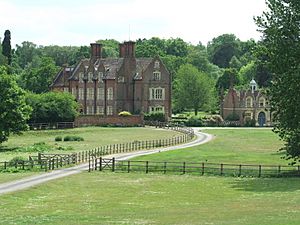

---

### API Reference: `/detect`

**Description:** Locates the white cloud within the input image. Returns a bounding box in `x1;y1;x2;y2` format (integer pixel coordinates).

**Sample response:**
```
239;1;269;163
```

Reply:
0;0;267;47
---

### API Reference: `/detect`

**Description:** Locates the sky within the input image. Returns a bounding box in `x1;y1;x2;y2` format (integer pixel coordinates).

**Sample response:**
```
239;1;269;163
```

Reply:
0;0;267;47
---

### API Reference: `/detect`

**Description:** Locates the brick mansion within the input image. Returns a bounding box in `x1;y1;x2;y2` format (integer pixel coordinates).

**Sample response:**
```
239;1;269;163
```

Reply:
51;41;172;118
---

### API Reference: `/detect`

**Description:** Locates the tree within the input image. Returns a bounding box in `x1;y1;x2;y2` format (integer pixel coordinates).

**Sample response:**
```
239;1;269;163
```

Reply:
26;92;78;123
15;41;40;69
216;68;240;92
0;66;32;144
207;34;241;68
20;56;60;93
174;64;213;115
1;30;12;65
238;61;257;85
255;0;300;164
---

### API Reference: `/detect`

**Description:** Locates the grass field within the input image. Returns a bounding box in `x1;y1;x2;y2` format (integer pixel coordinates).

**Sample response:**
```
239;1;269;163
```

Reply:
0;126;180;161
135;128;286;165
0;172;299;225
0;172;42;184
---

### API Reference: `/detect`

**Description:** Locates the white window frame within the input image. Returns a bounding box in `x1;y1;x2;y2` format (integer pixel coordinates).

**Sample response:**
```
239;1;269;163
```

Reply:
78;88;84;100
107;106;113;115
96;106;104;115
97;88;104;100
149;106;164;113
150;88;165;100
87;88;94;100
153;71;161;80
71;87;76;97
107;87;113;100
88;72;93;83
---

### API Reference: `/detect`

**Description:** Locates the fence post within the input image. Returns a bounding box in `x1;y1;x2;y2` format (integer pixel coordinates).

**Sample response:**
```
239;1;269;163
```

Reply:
238;165;242;176
164;162;167;174
95;158;98;170
99;157;102;171
22;161;25;170
112;157;115;172
220;163;223;176
183;162;186;174
258;165;262;177
88;156;91;172
146;161;149;174
128;160;130;173
4;161;6;170
52;159;55;170
201;162;205;175
278;165;281;175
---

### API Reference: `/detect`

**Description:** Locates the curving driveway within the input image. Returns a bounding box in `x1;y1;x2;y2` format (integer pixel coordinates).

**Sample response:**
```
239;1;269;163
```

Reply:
0;128;213;195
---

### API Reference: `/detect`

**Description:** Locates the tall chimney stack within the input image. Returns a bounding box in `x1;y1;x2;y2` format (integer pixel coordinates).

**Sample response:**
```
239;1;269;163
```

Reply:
119;41;135;58
90;43;102;61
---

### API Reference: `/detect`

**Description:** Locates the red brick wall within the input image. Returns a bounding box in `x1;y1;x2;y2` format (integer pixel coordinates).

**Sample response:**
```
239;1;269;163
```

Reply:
74;115;143;127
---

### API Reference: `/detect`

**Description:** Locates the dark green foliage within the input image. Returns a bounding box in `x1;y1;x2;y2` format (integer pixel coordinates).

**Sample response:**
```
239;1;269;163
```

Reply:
225;113;240;121
55;136;62;142
63;136;84;142
144;112;166;122
19;56;60;93
185;117;202;127
8;156;27;166
255;0;300;164
26;91;78;123
244;118;256;127
1;30;12;65
0;66;32;144
207;34;241;68
216;68;240;92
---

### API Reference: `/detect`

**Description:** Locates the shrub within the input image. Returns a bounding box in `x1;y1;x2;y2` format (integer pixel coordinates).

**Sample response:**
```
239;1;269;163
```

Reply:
118;111;132;116
144;112;166;122
55;136;62;141
8;156;27;166
225;113;240;121
63;135;84;142
244;118;256;127
185;116;202;127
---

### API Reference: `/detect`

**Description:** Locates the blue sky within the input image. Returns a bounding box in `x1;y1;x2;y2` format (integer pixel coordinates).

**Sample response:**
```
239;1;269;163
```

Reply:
0;0;267;47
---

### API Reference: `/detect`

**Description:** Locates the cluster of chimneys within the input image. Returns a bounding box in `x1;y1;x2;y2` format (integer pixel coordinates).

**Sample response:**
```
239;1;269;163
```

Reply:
90;41;135;60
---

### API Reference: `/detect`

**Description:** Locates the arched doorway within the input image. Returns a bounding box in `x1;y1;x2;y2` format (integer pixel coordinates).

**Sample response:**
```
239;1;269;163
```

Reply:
258;112;266;127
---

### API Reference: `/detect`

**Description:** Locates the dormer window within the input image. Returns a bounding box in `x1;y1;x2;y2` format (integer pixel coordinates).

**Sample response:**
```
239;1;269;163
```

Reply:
246;97;253;107
154;60;160;69
79;72;84;83
98;72;103;83
153;72;161;81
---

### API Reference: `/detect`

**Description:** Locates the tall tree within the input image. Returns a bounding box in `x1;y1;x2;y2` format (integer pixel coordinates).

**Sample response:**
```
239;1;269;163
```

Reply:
0;66;32;143
1;30;12;65
255;0;300;164
207;34;241;68
20;56;59;93
174;64;213;115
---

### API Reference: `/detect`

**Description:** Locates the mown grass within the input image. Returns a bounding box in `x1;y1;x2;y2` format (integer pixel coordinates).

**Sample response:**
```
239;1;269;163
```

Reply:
0;172;299;225
0;126;180;161
135;128;286;165
0;172;42;184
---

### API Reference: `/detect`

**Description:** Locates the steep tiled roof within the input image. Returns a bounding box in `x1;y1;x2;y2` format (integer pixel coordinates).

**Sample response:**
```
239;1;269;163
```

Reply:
135;58;153;79
98;58;124;79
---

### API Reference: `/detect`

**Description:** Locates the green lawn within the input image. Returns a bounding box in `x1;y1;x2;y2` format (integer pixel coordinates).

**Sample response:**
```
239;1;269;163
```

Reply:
0;172;42;184
0;172;299;225
135;129;286;165
0;126;180;161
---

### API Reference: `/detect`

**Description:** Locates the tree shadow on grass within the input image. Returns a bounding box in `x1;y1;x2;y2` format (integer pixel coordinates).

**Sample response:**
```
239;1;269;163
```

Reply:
230;177;300;193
